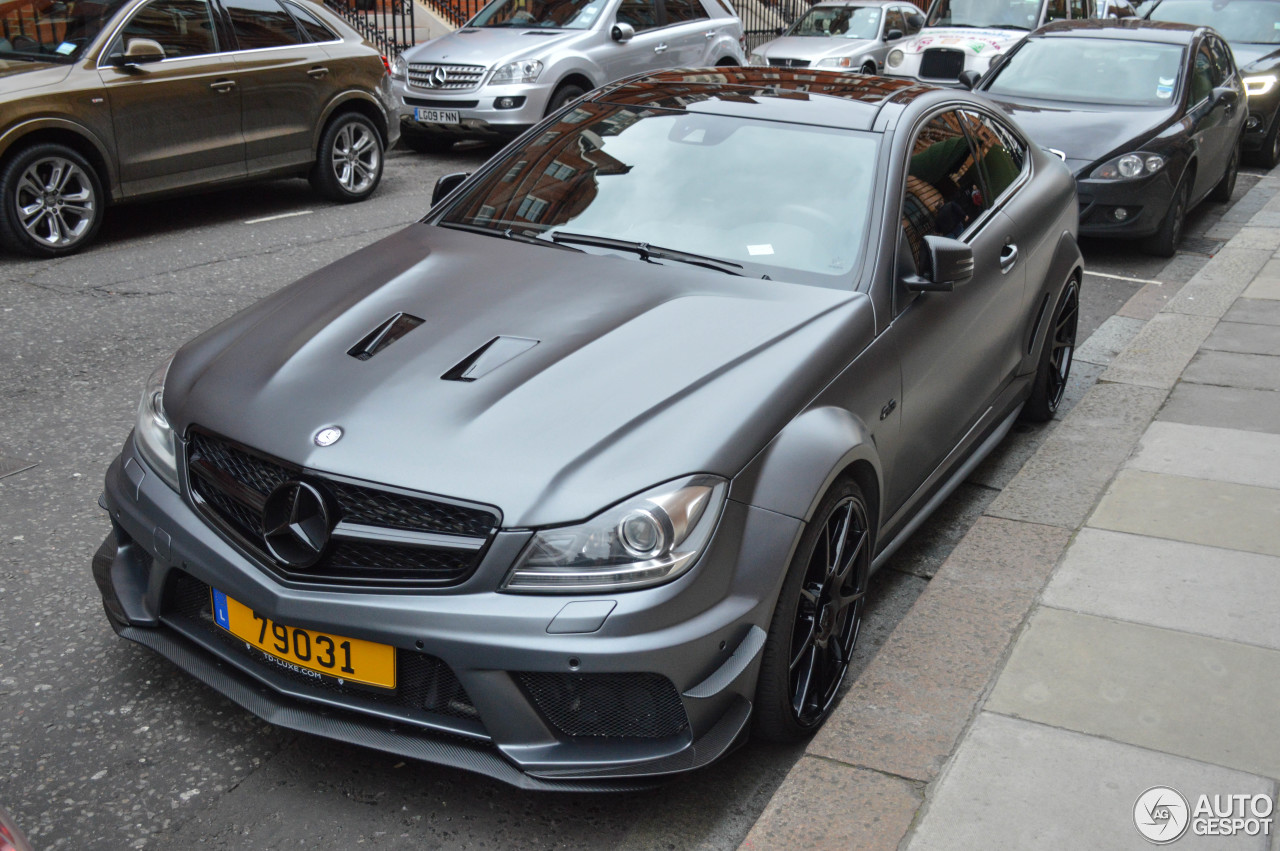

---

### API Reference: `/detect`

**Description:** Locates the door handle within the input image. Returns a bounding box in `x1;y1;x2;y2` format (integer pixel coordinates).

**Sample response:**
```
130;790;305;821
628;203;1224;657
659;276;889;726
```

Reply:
999;242;1019;272
704;30;716;38
308;66;329;79
210;79;236;93
654;42;668;53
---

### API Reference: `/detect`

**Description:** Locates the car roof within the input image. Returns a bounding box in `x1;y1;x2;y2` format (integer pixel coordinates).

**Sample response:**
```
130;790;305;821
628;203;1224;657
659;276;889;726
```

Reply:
594;68;941;131
1035;18;1204;42
810;0;908;8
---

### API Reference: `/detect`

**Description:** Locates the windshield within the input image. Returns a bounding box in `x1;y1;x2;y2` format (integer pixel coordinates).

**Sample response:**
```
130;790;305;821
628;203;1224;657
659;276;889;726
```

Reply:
1148;0;1280;44
468;0;610;29
986;37;1185;105
437;101;879;283
926;0;1041;29
0;0;127;62
787;5;883;38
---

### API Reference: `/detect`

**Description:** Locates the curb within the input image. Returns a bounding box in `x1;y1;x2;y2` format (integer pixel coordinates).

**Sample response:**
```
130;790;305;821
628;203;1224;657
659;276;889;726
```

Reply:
740;173;1280;849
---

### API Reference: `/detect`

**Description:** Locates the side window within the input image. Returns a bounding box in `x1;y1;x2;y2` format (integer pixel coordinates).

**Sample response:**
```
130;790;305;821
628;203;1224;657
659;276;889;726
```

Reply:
113;0;218;57
1210;37;1234;83
1190;43;1214;103
224;0;303;49
962;110;1026;205
884;8;906;35
905;9;924;33
900;111;985;276
1045;0;1068;22
616;0;660;31
284;1;339;41
1067;0;1088;18
662;0;708;23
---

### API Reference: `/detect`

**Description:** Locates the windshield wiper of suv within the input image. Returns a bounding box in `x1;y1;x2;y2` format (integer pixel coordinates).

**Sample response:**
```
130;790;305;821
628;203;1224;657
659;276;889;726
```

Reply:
547;231;746;276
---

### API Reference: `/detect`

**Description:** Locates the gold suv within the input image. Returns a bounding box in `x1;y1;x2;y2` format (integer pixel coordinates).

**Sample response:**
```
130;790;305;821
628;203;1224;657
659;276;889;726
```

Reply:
0;0;398;257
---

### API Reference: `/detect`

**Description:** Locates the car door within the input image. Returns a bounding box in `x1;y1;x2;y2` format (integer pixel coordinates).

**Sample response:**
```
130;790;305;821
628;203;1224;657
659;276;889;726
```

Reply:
595;0;672;80
1185;36;1237;200
885;108;1026;516
97;0;244;196
657;0;712;65
220;0;332;173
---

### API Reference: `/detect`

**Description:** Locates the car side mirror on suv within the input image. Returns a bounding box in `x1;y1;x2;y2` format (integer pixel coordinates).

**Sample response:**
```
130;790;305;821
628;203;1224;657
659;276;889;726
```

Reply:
611;22;635;43
432;172;470;206
885;28;904;41
111;38;166;66
1212;85;1239;110
904;235;974;292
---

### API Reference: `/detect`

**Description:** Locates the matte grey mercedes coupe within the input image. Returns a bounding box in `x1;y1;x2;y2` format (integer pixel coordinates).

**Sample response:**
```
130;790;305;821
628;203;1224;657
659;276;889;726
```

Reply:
93;67;1082;789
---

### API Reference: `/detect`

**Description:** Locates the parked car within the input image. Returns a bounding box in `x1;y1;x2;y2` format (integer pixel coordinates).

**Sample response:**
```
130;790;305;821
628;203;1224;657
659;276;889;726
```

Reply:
0;0;396;258
975;19;1245;255
1144;0;1280;166
390;0;746;152
746;0;923;73
884;0;1097;85
93;66;1082;788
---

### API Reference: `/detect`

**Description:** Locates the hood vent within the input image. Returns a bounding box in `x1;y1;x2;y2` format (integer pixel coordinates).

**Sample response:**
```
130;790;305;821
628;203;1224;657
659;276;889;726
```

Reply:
348;313;424;361
443;336;539;382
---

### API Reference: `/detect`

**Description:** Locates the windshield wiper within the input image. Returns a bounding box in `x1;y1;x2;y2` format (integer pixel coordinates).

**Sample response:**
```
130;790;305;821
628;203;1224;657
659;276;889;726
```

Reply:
548;231;746;276
982;22;1029;29
438;221;583;252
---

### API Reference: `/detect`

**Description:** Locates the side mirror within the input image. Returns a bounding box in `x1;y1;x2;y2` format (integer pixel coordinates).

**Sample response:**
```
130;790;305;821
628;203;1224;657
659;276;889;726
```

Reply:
111;38;165;66
432;171;469;206
904;235;973;292
1212;86;1239;108
958;69;982;90
611;22;635;42
885;28;904;40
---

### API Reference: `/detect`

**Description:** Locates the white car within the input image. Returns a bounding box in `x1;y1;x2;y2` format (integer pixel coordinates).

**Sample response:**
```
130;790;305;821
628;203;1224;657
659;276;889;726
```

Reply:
884;0;1097;85
747;0;923;74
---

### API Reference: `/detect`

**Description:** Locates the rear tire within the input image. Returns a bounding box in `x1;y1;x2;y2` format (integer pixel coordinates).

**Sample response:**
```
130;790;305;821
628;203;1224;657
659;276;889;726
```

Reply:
0;143;104;258
310;112;383;203
1021;277;1079;423
1140;174;1188;258
753;477;872;742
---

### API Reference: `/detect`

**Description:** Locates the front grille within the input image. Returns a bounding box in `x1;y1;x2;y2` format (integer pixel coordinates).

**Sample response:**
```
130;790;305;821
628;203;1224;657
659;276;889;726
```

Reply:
185;429;499;589
162;570;485;728
407;62;486;92
517;672;689;739
768;57;810;68
919;48;965;80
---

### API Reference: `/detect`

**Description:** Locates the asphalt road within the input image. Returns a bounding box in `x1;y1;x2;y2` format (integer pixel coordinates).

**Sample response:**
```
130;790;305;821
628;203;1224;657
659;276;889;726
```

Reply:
0;143;1264;850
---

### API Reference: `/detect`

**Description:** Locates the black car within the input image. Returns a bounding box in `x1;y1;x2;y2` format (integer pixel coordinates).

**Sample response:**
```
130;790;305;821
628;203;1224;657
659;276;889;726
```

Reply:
976;19;1245;256
93;68;1083;788
1145;0;1280;166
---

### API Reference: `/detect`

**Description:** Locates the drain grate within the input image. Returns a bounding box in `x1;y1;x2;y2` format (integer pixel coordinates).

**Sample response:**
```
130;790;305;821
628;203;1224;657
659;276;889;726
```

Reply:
0;456;37;479
1179;236;1224;256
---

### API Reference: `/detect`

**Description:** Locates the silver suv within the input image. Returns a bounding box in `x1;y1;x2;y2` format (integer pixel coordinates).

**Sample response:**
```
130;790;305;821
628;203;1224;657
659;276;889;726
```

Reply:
390;0;746;151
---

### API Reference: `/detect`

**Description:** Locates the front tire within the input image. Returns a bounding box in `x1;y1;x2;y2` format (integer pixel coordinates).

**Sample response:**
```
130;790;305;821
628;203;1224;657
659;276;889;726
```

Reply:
0;143;104;258
544;83;586;118
1248;106;1280;168
1021;277;1078;423
310;113;384;203
1141;174;1188;258
753;477;872;742
861;61;876;75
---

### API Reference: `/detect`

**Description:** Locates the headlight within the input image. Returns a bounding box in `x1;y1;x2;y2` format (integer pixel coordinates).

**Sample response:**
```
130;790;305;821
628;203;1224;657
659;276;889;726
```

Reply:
815;56;854;68
1090;152;1166;180
502;475;727;592
490;60;544;85
887;49;904;68
1243;75;1277;97
134;354;179;491
391;55;407;81
749;52;766;65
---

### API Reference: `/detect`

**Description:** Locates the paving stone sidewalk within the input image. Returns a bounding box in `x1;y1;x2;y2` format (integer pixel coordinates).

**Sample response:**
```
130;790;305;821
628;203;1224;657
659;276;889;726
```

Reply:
742;175;1280;850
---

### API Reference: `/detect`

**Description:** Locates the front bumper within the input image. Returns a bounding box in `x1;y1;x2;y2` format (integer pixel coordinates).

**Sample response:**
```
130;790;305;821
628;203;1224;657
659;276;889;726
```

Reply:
1075;169;1176;239
93;437;799;788
392;78;553;141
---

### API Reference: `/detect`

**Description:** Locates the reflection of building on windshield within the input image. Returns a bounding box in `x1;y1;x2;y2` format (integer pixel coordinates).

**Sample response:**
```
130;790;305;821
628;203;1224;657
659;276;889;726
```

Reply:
456;104;635;230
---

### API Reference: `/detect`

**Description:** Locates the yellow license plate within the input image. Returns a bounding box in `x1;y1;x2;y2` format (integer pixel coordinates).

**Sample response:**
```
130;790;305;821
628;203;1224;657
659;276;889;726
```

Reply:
211;589;396;689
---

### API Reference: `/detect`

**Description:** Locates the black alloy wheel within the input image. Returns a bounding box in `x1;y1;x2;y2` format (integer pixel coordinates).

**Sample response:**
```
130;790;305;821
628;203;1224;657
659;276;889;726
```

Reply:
1210;142;1239;204
1022;277;1079;423
1142;175;1188;258
754;478;872;741
861;61;876;75
1251;106;1280;169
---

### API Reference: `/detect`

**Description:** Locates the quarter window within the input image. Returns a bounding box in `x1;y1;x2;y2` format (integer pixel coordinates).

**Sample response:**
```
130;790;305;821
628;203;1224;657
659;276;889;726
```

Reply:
114;0;218;58
224;0;304;49
284;1;339;41
900;111;985;274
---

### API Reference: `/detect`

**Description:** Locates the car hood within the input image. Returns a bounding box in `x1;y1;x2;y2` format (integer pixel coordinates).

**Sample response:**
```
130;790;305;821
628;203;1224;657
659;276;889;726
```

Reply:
901;27;1027;56
1229;42;1280;73
0;59;73;94
165;224;871;527
754;36;879;61
985;96;1175;169
402;27;581;68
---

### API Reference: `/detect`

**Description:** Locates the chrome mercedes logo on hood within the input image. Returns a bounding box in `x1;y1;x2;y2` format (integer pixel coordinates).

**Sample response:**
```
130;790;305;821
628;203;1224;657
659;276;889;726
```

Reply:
262;481;333;568
314;426;343;446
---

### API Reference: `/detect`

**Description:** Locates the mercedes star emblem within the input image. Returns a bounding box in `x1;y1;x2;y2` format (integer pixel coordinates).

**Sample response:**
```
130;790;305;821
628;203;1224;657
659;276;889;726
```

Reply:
314;426;343;447
428;66;448;88
261;481;333;568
